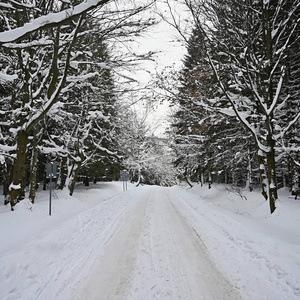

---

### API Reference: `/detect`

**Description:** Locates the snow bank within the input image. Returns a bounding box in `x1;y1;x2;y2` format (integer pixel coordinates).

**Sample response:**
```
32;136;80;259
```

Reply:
0;182;129;300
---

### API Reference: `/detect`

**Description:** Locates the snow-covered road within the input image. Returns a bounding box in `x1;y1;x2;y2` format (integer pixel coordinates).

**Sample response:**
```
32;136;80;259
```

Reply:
70;187;150;299
1;182;299;300
68;187;239;300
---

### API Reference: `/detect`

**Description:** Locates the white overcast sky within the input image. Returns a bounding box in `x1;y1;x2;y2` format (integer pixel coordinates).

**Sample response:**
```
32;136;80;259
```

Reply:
119;0;190;136
133;1;189;79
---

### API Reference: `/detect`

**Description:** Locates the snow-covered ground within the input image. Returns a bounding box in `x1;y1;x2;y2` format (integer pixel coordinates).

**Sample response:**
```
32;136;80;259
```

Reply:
0;182;299;300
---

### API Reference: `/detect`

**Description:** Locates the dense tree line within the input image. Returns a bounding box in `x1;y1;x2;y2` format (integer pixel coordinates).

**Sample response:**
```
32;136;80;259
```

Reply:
0;0;156;210
1;1;299;215
170;0;300;213
117;104;177;187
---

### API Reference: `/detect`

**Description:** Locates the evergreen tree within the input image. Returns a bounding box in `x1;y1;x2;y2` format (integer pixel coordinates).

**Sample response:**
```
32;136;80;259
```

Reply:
180;0;300;213
170;25;255;189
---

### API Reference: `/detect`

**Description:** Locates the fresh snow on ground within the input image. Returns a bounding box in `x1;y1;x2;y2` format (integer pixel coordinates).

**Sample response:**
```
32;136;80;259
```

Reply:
0;182;299;300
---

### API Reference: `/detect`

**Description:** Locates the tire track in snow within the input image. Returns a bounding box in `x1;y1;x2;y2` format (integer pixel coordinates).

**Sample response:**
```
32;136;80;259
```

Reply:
172;189;300;300
67;187;152;300
0;191;132;300
35;193;131;300
129;187;241;300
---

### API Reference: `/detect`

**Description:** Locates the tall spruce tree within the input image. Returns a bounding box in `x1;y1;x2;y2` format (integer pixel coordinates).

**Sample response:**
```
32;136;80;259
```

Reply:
171;25;256;188
180;0;300;213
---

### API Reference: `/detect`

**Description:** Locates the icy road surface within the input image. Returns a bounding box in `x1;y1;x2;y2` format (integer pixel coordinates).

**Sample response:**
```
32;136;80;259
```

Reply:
68;187;240;300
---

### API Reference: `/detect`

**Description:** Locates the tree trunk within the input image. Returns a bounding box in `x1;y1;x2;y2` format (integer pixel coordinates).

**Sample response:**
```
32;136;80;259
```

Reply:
266;147;278;214
208;171;212;189
136;168;142;187
232;169;236;187
29;129;38;204
43;170;47;190
224;172;228;185
282;169;287;188
200;173;204;186
57;156;68;190
290;156;299;195
257;150;268;201
2;158;13;205
68;161;82;196
246;143;253;192
184;167;193;188
10;130;29;210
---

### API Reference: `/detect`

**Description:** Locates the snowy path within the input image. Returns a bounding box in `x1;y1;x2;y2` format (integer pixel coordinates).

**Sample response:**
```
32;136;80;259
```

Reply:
69;187;151;299
68;187;240;300
2;183;299;300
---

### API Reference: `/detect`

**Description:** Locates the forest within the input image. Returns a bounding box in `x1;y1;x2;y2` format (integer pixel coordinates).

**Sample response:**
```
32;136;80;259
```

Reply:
0;0;299;214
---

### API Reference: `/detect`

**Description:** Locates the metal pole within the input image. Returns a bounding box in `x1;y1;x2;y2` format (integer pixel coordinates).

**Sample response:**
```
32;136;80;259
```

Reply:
49;163;53;216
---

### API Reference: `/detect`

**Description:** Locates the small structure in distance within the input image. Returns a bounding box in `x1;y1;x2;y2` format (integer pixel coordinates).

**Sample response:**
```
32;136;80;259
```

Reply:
120;170;130;191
